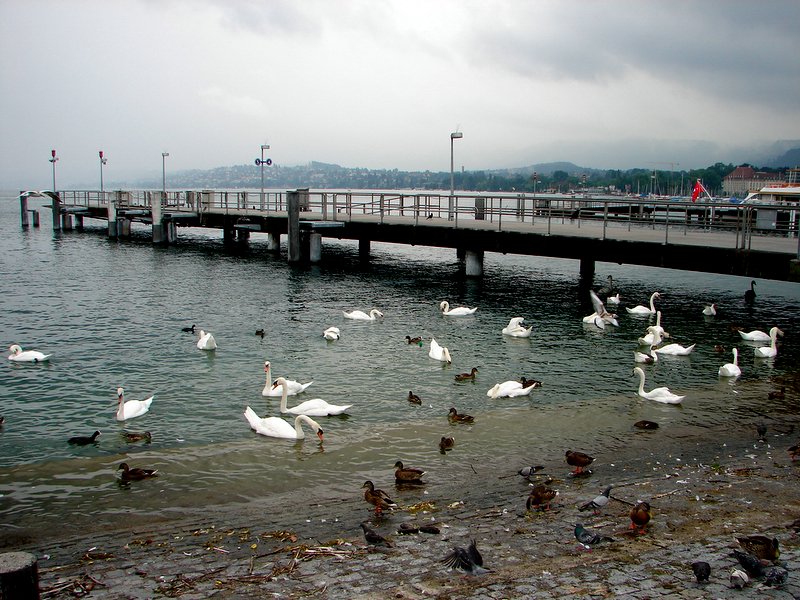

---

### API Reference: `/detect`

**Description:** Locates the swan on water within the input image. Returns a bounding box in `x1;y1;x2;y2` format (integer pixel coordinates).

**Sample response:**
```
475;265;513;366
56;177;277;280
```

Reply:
196;330;217;350
702;303;717;316
718;348;741;378
439;301;477;316
596;275;616;298
343;309;383;321
486;380;536;398
115;387;154;421
626;292;660;315
585;290;619;329
633;350;657;364
323;326;340;341
7;344;51;363
243;407;324;440
744;280;756;304
654;342;696;356
429;338;452;363
632;367;684;404
502;317;533;337
606;293;620;305
637;327;663;348
262;361;312;397
738;329;771;341
754;327;783;358
272;377;351;416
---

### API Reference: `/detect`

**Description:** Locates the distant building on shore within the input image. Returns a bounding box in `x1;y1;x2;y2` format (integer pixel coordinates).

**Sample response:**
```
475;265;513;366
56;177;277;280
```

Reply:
722;165;784;197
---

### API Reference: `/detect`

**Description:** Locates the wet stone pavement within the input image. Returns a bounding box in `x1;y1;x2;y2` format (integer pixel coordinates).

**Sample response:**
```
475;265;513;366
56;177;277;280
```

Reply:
15;428;800;599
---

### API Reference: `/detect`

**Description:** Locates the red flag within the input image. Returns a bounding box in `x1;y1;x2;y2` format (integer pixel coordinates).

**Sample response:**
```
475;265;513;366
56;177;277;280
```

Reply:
691;180;703;202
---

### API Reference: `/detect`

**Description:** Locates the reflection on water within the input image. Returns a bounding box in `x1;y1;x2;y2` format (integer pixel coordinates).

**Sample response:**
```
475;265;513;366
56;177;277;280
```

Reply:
0;196;798;538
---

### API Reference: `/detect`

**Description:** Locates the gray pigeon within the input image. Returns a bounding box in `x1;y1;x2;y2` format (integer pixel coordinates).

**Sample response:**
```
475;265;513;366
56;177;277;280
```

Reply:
518;465;545;478
764;567;789;587
730;569;749;589
574;524;613;549
691;561;711;583
579;485;612;514
732;549;765;578
442;539;490;574
360;523;392;547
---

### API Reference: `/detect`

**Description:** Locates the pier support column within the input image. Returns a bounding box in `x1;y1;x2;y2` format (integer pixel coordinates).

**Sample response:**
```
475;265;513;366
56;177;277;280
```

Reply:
166;220;176;244
465;250;484;277
310;232;322;263
61;214;73;230
579;256;595;286
456;248;466;264
51;194;61;231
287;190;301;263
29;211;40;227
118;218;131;238
19;194;28;227
152;192;167;244
108;198;118;237
75;215;83;230
237;229;250;243
266;232;281;252
359;239;370;261
223;226;235;245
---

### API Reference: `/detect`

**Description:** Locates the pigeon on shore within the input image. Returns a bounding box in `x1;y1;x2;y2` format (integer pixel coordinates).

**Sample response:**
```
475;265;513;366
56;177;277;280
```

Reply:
764;566;789;587
360;523;392;547
518;465;545;478
730;569;749;589
579;486;612;514
691;561;711;583
574;523;613;549
732;549;766;578
442;539;490;574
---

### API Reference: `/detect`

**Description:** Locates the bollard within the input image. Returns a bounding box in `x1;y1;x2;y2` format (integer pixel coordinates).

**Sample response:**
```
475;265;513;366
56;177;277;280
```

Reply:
0;551;39;599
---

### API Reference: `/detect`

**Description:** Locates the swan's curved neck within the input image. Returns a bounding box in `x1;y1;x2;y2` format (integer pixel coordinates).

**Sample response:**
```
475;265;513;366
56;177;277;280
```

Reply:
635;369;646;393
117;393;124;418
655;311;661;326
293;414;313;438
732;348;738;364
279;380;289;412
649;293;658;312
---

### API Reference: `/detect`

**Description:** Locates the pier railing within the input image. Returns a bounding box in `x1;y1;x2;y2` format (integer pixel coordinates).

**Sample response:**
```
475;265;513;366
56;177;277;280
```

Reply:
55;189;800;254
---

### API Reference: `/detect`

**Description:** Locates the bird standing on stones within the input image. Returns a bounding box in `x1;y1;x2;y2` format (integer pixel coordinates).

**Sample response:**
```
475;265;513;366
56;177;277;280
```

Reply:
579;485;612;515
574;523;613;550
566;450;594;475
756;422;767;442
764;566;789;587
730;569;749;590
442;540;490;574
732;549;766;579
407;391;422;405
362;480;397;515
518;465;545;479
526;483;558;511
394;460;425;482
691;561;711;583
629;501;652;533
736;535;780;561
68;431;101;446
118;462;158;482
360;522;393;547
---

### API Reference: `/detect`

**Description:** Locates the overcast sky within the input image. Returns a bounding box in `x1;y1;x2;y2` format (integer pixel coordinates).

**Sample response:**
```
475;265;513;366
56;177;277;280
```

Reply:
1;0;798;189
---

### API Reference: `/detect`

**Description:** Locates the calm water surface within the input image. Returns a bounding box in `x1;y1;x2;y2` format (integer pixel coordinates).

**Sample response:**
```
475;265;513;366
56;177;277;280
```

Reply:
1;193;798;538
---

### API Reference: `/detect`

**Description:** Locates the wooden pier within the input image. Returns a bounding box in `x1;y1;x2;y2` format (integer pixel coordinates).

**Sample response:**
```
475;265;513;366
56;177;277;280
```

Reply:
19;188;800;282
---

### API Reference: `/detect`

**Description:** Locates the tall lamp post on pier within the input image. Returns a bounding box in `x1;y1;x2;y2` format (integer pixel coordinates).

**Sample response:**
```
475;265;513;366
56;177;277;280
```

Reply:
255;144;271;210
449;131;463;220
99;151;107;193
49;149;58;193
161;152;169;198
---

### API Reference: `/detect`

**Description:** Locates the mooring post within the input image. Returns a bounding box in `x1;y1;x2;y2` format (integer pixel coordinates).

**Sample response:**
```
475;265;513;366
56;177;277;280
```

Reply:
50;193;61;231
579;256;595;284
19;193;29;227
0;551;39;599
358;239;370;261
287;190;301;263
309;232;322;263
151;192;166;244
108;195;118;237
465;249;484;277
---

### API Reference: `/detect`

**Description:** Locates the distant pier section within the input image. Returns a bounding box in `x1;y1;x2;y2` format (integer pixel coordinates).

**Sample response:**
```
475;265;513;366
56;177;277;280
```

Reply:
18;188;800;282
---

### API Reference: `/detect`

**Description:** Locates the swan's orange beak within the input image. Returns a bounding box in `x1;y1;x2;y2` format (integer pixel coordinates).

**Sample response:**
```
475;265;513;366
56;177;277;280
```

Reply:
316;429;324;442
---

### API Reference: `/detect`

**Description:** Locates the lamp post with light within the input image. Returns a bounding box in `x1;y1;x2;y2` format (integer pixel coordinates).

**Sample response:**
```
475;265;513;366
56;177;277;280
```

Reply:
161;152;169;197
449;131;463;220
99;151;107;193
255;144;271;210
49;149;58;193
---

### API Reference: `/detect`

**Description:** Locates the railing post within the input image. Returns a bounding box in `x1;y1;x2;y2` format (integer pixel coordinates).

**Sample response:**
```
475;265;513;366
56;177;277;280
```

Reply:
380;194;384;224
664;202;670;245
602;202;608;240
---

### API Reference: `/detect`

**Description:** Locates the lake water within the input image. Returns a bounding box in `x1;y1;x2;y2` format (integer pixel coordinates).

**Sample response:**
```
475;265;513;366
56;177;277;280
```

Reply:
1;191;798;540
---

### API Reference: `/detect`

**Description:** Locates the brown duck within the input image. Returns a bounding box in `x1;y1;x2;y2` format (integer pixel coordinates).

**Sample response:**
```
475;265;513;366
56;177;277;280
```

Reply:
118;462;158;482
769;386;786;400
629;501;652;533
439;436;455;453
121;431;152;443
454;367;478;382
394;460;426;482
407;391;422;405
405;335;423;346
565;450;594;474
526;483;558;511
448;407;474;423
736;535;780;561
362;480;397;515
633;420;659;430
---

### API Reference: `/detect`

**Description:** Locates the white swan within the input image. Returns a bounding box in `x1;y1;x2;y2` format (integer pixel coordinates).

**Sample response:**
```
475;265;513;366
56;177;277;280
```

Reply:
633;350;657;364
754;327;783;358
502;317;533;338
428;338;452;363
702;303;717;316
7;344;51;362
718;348;741;377
439;301;477;316
197;330;217;350
739;329;771;341
632;367;684;404
606;293;620;305
486;380;535;398
323;326;340;340
343;309;383;321
115;387;154;421
272;377;351;416
585;290;619;329
262;361;312;397
626;292;660;315
637;325;663;348
244;406;324;440
654;342;696;356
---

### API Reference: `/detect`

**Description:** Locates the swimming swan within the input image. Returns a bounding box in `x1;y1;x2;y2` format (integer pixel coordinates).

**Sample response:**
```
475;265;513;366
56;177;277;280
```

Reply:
343;309;383;321
633;350;657;364
439;301;477;316
272;377;351;416
718;348;741;378
654;342;696;356
502;317;533;337
486;380;536;398
323;326;340;340
584;290;619;329
626;292;660;315
754;327;783;358
632;367;684;404
115;387;154;421
702;303;717;316
196;330;217;350
738;329;771;341
243;407;324;440
262;361;312;397
429;338;452;363
7;344;51;362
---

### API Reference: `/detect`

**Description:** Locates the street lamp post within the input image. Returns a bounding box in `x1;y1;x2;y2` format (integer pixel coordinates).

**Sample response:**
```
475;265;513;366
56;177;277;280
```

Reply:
161;152;169;197
449;131;463;220
49;149;58;192
99;151;107;193
258;144;270;210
